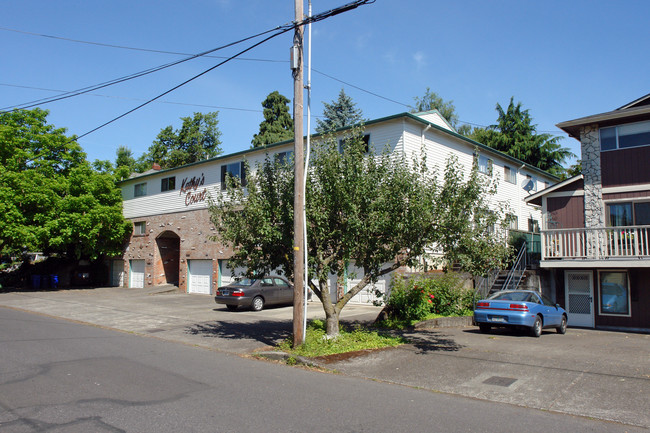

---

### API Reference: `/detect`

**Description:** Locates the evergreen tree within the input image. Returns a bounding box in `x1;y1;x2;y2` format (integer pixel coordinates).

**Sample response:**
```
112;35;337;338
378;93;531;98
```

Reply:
315;88;364;134
468;97;574;177
251;91;294;148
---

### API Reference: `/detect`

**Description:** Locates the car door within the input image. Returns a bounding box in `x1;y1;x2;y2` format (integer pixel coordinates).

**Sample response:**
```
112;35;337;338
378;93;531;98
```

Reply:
538;293;562;326
260;277;278;305
274;277;293;304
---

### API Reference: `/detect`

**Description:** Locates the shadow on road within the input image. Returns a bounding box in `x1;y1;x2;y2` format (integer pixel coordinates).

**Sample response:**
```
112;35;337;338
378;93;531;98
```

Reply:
400;329;464;354
185;320;292;347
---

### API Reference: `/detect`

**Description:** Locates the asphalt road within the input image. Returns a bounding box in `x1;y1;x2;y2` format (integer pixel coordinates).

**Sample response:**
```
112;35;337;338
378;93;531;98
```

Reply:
0;307;644;433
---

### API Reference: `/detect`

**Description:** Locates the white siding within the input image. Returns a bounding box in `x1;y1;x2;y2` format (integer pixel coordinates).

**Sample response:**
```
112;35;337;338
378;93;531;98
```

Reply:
413;111;455;131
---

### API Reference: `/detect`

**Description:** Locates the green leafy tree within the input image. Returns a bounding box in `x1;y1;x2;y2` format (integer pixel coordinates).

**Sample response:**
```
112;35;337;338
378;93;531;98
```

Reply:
315;88;364;133
114;145;138;181
210;130;509;338
0;108;130;260
468;97;574;177
251;91;294;148
142;111;222;169
411;87;460;128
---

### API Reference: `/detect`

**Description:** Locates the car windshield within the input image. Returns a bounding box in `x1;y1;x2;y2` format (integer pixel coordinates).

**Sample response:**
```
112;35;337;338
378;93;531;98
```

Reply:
489;291;533;302
234;278;256;286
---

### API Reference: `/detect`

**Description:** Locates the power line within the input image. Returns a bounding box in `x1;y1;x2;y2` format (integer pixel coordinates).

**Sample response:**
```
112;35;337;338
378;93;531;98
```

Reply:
0;25;293;112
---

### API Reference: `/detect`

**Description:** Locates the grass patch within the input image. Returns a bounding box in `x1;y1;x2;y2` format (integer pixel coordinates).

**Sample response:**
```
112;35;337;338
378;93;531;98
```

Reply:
277;319;407;358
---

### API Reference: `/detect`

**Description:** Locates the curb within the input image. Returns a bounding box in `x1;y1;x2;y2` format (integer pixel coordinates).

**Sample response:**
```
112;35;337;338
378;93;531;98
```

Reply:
413;315;473;330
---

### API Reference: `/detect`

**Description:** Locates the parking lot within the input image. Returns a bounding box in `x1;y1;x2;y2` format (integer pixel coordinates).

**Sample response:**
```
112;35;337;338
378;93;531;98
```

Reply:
0;285;648;428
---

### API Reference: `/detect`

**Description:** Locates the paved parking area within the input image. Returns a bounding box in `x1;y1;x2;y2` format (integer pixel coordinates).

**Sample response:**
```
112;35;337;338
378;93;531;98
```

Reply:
1;286;648;428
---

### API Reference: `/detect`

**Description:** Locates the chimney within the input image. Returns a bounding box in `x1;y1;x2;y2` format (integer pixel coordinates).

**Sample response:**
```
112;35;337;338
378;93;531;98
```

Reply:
152;163;161;171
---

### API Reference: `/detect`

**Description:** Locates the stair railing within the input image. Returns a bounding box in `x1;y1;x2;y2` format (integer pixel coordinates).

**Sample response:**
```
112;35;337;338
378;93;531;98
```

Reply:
501;242;528;293
473;268;500;306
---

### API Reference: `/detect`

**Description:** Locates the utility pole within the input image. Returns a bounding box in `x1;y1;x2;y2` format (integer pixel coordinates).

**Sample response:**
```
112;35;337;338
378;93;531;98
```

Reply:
291;0;305;347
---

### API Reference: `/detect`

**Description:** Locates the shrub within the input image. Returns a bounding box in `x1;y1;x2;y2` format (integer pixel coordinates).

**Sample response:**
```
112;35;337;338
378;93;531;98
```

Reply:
381;273;474;323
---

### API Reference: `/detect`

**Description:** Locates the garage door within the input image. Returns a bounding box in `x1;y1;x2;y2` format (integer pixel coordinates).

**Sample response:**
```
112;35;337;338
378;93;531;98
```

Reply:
188;260;213;294
129;259;145;288
218;260;247;287
111;260;124;287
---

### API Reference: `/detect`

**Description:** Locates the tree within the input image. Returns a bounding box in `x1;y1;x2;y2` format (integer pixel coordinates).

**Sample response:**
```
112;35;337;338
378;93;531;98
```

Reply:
315;88;364;133
251;91;294;148
142;112;222;169
468;97;574;177
0;108;131;260
411;87;460;128
210;130;509;338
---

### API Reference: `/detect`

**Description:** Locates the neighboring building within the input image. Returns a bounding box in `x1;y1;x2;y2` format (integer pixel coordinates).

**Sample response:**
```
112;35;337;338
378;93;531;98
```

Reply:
114;110;557;302
526;94;650;331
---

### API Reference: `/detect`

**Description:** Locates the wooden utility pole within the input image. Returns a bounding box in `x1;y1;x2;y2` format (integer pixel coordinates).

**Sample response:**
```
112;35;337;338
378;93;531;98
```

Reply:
292;0;305;347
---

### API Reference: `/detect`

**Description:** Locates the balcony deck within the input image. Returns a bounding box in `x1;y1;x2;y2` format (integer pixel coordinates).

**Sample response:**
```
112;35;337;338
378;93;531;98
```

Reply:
540;225;650;268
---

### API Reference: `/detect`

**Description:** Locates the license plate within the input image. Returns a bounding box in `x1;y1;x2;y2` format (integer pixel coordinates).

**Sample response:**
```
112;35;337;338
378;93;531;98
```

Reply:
221;290;229;296
489;316;506;323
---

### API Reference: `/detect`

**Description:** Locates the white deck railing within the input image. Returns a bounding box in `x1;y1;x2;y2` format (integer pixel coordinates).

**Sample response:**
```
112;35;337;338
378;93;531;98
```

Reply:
541;225;650;260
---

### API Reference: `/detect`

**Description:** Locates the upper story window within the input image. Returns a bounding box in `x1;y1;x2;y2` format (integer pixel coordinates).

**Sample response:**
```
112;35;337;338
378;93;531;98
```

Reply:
600;120;650;151
221;161;247;190
339;134;370;153
161;176;175;192
134;182;147;197
477;155;493;175
133;221;146;235
504;166;516;184
607;201;650;226
275;150;294;165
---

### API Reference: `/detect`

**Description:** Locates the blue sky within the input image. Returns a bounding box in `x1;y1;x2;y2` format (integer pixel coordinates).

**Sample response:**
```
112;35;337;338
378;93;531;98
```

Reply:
3;0;648;166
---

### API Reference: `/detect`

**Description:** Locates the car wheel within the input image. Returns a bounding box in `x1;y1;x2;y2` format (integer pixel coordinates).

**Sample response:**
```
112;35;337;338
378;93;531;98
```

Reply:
531;315;542;337
479;323;491;334
556;315;567;334
226;304;238;312
251;296;264;312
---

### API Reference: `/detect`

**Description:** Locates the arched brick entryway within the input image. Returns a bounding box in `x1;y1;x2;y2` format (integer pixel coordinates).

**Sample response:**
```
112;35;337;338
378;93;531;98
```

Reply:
155;231;180;286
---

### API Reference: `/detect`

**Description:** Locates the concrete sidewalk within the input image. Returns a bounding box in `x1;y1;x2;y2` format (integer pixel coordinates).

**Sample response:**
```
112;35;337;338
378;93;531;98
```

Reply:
1;286;648;428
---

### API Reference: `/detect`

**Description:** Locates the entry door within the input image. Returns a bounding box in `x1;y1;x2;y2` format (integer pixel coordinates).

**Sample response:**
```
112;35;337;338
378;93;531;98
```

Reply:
188;260;213;294
565;271;594;328
129;260;145;288
111;260;124;287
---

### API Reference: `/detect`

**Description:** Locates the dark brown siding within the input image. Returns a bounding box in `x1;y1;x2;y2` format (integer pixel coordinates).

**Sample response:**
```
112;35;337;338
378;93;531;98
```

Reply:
595;268;650;330
555;178;584;193
603;190;650;200
602;146;650;187
547;196;585;229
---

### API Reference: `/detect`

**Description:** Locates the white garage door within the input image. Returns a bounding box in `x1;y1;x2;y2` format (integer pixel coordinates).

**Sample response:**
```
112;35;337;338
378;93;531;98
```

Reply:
218;260;247;287
129;260;145;288
188;260;213;294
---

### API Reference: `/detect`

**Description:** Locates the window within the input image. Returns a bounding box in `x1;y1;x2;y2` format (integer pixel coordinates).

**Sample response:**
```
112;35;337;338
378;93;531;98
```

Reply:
161;176;175;192
507;214;519;230
220;162;246;190
134;183;147;197
600;120;650;151
339;134;370;153
504;166;516;184
133;221;146;235
599;271;630;316
606;201;650;226
275;150;294;165
528;218;540;233
477;155;493;175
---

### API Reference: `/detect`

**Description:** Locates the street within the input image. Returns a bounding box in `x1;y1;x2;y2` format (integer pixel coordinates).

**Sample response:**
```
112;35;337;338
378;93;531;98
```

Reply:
0;307;643;433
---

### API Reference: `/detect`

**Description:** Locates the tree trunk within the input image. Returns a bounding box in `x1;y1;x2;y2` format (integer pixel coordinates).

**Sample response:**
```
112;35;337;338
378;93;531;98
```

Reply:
325;308;340;337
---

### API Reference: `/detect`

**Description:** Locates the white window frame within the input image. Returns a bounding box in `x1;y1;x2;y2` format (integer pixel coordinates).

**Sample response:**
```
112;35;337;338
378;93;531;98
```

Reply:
477;155;493;175
133;221;146;236
600;120;650;152
504;165;516;184
134;182;147;197
161;176;176;192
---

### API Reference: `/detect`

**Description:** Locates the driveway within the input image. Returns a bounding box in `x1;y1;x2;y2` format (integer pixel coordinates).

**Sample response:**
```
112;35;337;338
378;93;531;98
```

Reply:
0;285;648;428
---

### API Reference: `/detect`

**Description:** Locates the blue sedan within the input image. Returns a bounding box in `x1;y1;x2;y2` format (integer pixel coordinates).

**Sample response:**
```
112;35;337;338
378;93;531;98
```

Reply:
473;290;568;337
